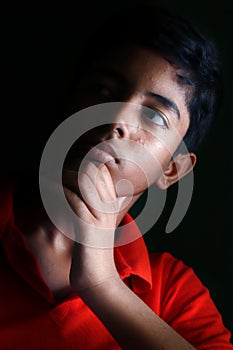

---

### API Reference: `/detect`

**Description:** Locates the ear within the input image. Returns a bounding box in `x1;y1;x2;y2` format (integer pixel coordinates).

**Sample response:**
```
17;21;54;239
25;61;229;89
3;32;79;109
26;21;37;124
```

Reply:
156;153;197;190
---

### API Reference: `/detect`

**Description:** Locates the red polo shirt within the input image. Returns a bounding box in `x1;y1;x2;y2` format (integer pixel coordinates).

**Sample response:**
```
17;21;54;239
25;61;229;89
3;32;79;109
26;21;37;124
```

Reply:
0;185;232;349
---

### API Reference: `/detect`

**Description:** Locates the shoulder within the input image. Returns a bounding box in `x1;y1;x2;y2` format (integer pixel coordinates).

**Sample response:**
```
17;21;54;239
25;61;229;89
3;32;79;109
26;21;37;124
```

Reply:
149;251;197;285
148;251;206;307
149;250;183;270
148;250;215;316
148;251;233;349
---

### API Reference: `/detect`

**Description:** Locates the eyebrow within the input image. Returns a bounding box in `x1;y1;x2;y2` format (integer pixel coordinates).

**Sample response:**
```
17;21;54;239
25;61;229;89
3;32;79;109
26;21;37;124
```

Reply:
90;67;129;86
146;92;180;120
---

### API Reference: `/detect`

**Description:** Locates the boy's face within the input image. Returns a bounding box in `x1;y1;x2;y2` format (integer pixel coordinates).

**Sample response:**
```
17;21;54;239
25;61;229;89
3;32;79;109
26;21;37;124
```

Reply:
66;44;193;198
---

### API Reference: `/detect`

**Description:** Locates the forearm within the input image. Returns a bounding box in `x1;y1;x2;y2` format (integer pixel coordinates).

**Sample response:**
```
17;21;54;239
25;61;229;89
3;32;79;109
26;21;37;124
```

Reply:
78;272;195;350
74;247;195;350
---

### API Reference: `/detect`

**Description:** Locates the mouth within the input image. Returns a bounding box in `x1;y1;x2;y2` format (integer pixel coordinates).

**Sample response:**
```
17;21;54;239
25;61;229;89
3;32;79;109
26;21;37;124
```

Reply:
88;147;116;164
76;142;119;165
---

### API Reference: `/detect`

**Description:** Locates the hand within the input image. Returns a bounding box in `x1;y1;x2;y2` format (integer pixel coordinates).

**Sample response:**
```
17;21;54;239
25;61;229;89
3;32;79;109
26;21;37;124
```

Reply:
62;161;122;243
62;161;125;292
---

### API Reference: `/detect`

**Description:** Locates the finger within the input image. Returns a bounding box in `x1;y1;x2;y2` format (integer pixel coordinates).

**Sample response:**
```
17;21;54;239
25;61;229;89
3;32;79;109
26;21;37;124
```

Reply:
64;185;117;235
63;185;90;220
64;162;117;205
93;164;116;203
65;160;99;195
63;167;103;211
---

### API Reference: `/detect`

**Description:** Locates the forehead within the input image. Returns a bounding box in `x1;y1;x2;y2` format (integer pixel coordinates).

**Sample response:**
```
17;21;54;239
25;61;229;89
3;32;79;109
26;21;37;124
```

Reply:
90;44;177;81
88;44;190;100
87;44;190;128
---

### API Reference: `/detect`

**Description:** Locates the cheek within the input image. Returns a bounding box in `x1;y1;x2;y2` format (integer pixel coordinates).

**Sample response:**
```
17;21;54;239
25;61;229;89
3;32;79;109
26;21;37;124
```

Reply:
108;158;162;196
151;132;181;159
109;162;147;196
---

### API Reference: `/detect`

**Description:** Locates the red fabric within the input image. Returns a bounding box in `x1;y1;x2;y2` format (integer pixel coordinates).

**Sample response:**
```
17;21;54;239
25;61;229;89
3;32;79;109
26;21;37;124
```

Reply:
0;188;232;349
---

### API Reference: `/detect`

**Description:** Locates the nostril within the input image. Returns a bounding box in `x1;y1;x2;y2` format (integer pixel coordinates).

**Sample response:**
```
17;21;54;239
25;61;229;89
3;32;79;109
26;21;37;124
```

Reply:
116;127;124;137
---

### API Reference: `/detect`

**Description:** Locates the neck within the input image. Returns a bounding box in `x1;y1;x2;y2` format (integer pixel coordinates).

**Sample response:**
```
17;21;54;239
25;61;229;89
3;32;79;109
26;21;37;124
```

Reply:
14;191;142;301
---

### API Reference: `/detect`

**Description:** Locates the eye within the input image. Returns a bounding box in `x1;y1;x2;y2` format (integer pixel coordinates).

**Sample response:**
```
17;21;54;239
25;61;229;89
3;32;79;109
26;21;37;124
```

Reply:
90;83;113;98
98;85;112;97
142;108;168;129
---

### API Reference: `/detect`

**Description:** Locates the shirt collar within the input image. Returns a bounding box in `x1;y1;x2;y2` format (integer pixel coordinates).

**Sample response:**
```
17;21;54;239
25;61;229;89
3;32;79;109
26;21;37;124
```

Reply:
114;213;152;293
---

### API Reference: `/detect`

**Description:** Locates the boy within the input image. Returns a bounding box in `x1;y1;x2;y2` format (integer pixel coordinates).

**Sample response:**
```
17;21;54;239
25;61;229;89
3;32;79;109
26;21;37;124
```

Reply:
0;4;232;349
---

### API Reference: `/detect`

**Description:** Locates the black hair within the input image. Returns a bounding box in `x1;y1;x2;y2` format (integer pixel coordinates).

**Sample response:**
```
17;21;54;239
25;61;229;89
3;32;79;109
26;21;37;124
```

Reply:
65;4;223;154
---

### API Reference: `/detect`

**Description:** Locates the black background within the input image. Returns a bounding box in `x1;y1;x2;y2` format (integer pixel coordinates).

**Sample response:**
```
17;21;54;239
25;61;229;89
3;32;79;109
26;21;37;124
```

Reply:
2;0;233;338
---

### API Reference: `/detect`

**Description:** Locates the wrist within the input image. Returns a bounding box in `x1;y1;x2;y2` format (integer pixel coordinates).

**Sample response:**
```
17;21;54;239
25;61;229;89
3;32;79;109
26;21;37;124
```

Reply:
70;243;118;293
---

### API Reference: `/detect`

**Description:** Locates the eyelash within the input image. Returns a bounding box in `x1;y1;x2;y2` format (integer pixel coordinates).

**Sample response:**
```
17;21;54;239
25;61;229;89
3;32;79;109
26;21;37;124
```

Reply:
89;83;113;98
141;107;169;129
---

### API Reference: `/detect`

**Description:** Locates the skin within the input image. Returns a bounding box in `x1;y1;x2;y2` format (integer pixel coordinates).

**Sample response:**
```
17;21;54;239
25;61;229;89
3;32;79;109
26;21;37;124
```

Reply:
17;45;197;349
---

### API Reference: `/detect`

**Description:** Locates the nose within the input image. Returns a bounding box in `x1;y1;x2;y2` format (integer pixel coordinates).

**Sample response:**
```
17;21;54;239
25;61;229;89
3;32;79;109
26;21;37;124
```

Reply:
111;103;144;142
113;123;143;142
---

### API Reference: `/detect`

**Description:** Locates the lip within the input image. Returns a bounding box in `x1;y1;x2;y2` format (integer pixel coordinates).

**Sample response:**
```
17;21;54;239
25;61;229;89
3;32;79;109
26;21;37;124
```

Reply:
97;142;119;161
88;146;116;164
77;142;119;164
